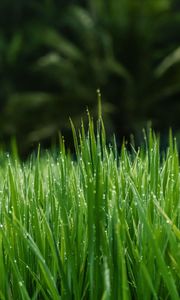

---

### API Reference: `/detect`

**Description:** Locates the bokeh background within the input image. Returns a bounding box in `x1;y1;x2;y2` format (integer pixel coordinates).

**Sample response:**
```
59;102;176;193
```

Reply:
0;0;180;156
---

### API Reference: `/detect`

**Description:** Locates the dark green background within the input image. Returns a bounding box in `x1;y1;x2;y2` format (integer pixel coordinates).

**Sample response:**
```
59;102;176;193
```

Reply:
0;0;180;155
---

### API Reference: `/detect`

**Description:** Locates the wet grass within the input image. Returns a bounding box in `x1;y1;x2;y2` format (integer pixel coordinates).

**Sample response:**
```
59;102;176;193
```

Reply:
0;117;180;299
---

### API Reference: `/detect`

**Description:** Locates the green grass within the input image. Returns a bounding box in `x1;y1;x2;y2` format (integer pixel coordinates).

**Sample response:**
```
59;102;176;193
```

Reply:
0;117;180;299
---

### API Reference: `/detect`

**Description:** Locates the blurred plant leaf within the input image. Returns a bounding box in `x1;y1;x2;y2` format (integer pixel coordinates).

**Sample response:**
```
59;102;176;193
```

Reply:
155;47;180;77
6;92;57;112
7;33;23;64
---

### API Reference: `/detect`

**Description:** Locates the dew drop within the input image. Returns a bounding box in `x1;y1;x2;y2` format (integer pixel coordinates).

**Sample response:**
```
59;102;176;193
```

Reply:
19;281;23;287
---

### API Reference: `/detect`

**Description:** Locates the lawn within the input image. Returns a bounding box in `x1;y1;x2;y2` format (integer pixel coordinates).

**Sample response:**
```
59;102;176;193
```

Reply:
0;116;180;299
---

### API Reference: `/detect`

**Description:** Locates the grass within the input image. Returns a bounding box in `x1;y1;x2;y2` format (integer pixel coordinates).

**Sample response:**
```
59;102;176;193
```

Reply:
0;116;180;299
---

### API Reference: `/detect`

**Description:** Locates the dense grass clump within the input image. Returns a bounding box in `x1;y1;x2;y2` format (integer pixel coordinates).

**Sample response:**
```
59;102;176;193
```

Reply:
0;118;180;300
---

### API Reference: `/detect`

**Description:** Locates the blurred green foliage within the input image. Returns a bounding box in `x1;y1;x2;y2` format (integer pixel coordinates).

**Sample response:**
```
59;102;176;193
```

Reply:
0;0;180;155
